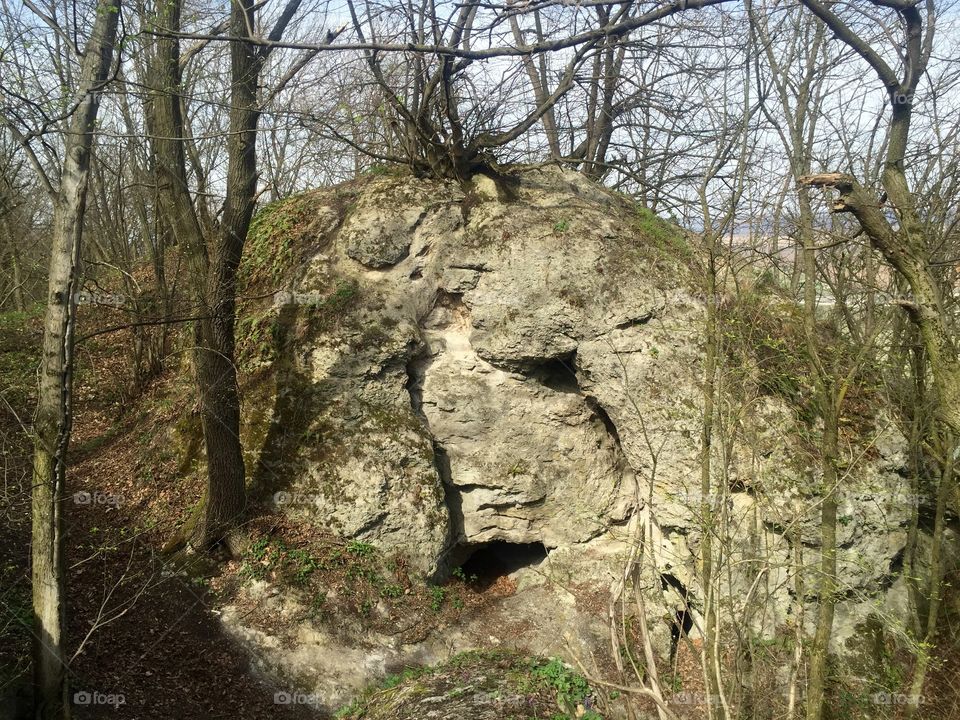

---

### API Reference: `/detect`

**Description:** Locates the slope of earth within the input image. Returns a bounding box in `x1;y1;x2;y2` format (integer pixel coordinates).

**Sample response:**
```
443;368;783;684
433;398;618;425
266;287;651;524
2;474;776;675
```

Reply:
0;281;322;719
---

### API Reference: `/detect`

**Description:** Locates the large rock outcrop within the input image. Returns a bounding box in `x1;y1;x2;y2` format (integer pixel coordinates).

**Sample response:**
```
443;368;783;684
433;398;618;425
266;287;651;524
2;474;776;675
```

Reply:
222;167;937;711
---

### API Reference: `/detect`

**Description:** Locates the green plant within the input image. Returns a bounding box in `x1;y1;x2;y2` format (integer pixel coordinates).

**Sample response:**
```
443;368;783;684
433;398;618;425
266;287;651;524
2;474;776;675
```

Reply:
324;281;360;312
334;698;362;719
249;537;270;561
236;312;280;366
240;537;273;579
308;592;327;619
346;540;375;557
428;585;447;611
506;459;529;476
383;666;428;688
288;548;320;584
664;672;682;692
380;583;404;599
532;658;592;709
364;164;392;176
450;566;477;583
243;193;326;285
632;206;692;260
553;219;570;234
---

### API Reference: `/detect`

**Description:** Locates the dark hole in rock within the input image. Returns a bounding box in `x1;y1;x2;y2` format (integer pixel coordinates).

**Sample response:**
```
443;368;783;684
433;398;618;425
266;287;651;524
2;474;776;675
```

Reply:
888;547;905;577
527;354;579;394
729;477;747;493
661;573;695;662
587;397;620;444
457;541;548;590
670;608;694;663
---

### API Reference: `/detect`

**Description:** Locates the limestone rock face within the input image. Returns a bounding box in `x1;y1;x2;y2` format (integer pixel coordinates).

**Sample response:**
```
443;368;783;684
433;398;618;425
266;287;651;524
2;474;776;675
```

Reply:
413;295;635;549
233;167;922;701
339;177;447;268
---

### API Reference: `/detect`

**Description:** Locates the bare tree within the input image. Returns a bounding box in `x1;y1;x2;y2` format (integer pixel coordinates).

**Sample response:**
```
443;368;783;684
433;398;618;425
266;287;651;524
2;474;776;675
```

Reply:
144;0;318;550
17;1;122;716
798;0;960;434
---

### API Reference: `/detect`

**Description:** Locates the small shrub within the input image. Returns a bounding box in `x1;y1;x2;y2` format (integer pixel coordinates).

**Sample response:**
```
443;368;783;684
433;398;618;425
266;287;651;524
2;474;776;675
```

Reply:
346;540;375;557
532;658;592;708
380;583;404;599
428;585;446;612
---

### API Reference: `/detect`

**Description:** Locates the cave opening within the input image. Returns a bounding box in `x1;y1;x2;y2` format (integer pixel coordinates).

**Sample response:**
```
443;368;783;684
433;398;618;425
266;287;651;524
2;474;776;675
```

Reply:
661;573;696;663
526;353;579;394
456;541;549;590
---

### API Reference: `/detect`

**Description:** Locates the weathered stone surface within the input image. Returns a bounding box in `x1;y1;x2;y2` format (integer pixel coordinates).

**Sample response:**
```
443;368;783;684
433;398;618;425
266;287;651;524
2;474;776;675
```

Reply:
340;176;461;268
413;295;635;549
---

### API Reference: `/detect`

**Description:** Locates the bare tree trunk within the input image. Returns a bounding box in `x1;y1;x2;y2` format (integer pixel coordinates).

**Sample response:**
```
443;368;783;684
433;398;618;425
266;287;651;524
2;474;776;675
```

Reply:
906;431;953;715
799;171;840;720
699;228;723;720
2;220;28;311
30;2;120;717
508;8;560;159
201;0;265;546
804;400;839;720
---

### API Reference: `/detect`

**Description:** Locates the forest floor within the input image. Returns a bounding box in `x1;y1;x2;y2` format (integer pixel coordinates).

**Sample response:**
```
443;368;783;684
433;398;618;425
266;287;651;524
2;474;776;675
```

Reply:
0;304;324;719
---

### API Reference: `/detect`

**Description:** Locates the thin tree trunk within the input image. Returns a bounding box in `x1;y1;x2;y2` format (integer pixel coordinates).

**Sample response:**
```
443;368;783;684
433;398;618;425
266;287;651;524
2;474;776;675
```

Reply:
805;404;839;720
201;0;265;546
30;2;120;717
699;228;723;720
3;220;28;311
508;9;560;159
906;433;953;715
799;179;840;720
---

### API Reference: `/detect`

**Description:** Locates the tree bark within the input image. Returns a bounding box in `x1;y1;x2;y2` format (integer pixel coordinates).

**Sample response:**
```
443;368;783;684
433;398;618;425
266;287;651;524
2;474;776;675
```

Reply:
30;2;120;717
698;228;723;720
201;0;265;546
906;432;953;715
805;399;839;720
